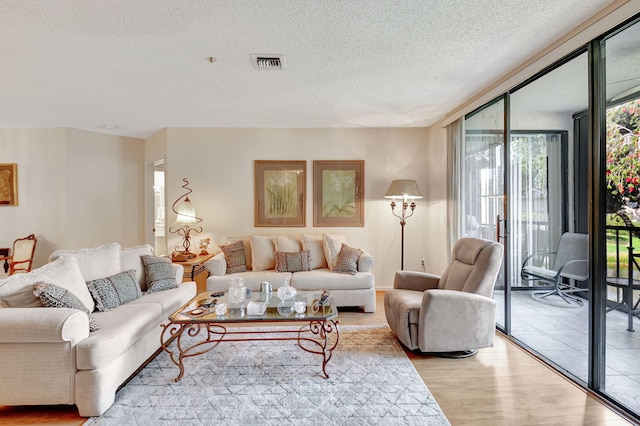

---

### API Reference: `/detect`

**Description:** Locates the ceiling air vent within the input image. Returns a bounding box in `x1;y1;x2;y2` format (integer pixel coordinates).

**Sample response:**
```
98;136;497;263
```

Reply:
251;54;284;70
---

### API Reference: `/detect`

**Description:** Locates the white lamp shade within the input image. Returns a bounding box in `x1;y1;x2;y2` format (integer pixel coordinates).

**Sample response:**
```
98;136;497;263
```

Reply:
173;198;198;225
384;180;423;199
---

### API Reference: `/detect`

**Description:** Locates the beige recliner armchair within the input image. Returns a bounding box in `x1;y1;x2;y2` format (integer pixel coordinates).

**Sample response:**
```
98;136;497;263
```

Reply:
384;237;503;356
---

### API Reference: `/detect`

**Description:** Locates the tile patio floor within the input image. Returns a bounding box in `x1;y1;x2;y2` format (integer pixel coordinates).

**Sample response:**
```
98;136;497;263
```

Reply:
497;290;640;415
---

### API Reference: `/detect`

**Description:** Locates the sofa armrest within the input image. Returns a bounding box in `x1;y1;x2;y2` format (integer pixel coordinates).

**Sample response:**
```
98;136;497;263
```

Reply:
172;263;184;283
393;270;440;291
357;251;375;272
204;252;226;276
0;307;90;344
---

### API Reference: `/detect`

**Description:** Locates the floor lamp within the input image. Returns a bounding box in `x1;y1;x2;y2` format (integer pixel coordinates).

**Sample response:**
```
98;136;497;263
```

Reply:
384;179;423;270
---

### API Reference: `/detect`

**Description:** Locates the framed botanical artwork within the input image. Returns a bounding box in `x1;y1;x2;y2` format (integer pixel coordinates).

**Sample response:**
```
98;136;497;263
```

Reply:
0;163;18;206
254;160;306;227
313;160;364;227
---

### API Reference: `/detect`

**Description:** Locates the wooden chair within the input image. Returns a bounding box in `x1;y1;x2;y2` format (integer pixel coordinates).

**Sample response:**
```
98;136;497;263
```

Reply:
0;234;37;275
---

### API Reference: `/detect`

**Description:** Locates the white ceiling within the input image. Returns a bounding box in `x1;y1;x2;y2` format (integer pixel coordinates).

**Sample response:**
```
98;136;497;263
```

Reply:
0;0;615;139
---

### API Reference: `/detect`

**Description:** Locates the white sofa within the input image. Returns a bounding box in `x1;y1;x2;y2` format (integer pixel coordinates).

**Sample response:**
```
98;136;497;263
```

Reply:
0;243;197;417
205;233;376;313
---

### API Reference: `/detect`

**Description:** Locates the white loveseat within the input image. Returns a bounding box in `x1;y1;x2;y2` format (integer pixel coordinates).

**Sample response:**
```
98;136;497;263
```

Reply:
205;233;376;313
0;243;197;417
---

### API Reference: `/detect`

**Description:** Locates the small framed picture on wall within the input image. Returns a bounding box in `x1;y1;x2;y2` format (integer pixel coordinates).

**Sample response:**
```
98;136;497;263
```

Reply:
0;163;18;206
313;160;364;227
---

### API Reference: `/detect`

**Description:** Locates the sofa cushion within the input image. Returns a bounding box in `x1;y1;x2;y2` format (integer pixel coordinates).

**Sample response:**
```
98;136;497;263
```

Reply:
49;242;121;282
275;250;311;273
291;269;374;291
87;270;142;311
322;233;348;271
332;244;362;275
251;235;276;271
301;234;327;269
141;256;178;292
120;244;154;291
0;256;95;311
128;281;197;318
220;241;248;274
76;303;163;370
33;282;98;332
274;236;302;253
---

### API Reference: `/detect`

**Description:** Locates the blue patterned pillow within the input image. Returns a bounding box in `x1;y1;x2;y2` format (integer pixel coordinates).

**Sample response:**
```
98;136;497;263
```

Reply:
87;269;142;311
33;281;98;331
141;255;178;292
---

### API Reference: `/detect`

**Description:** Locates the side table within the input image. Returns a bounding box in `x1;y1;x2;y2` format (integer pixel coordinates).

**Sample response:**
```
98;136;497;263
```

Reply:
173;253;215;293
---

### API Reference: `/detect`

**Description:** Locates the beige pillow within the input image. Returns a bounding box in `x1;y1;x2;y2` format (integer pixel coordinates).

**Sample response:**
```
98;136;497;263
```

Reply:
49;242;121;282
275;236;302;253
251;235;276;271
301;234;328;269
322;233;349;271
0;256;95;311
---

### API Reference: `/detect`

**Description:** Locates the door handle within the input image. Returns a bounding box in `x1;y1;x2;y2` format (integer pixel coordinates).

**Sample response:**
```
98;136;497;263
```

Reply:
496;214;507;242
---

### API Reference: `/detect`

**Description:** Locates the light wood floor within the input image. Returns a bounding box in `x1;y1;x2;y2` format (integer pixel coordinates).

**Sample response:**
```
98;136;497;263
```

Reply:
1;291;636;425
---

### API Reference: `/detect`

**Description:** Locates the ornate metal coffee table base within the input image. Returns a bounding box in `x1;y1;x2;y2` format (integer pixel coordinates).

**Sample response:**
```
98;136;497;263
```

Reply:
160;319;340;382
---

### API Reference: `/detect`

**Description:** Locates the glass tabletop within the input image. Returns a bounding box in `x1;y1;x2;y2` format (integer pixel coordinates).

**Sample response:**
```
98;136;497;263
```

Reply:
170;290;337;323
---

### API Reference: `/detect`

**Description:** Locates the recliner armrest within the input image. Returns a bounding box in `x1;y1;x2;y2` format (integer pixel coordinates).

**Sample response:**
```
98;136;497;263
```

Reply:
418;289;496;352
393;270;440;291
0;307;90;344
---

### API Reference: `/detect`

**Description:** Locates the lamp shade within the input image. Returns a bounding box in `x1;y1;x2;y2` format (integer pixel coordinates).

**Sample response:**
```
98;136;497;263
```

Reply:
384;180;423;199
173;196;198;225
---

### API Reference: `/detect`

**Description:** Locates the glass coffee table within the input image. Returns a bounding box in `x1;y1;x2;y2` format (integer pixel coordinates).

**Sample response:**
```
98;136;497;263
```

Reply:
160;290;339;382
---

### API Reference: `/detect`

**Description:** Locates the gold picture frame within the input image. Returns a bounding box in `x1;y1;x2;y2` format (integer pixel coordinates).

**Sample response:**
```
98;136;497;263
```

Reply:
254;160;306;227
0;163;18;206
313;160;364;227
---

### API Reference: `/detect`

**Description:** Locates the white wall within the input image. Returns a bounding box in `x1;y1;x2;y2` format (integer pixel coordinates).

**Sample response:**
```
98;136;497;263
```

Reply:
0;128;145;268
160;127;450;289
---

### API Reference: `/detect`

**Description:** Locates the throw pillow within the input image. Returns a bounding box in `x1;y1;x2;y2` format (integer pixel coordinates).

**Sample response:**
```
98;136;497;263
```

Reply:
275;236;302;253
49;242;122;282
251;235;276;271
332;243;362;275
275;250;311;273
33;282;98;332
87;269;142;311
0;256;95;311
322;233;349;271
220;241;248;274
227;237;252;271
120;244;154;291
141;255;178;292
301;234;328;269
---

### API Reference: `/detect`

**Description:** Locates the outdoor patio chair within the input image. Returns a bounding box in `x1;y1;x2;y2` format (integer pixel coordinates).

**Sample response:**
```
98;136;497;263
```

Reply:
521;232;589;306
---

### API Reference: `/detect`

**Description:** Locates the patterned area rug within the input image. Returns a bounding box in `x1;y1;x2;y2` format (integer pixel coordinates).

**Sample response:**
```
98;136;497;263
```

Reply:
86;325;449;425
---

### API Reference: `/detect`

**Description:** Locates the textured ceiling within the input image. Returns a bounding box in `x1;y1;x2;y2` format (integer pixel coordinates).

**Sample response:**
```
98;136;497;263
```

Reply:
0;0;614;138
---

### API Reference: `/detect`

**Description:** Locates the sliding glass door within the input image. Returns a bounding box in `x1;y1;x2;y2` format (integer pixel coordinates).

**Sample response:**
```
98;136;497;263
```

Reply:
454;13;640;420
462;98;507;328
